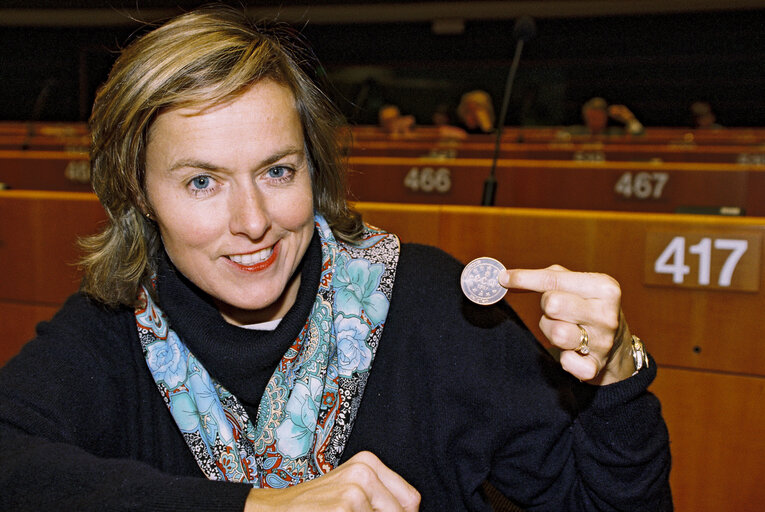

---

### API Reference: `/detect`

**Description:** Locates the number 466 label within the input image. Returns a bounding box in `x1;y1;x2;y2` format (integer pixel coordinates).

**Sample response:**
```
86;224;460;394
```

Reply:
644;231;762;291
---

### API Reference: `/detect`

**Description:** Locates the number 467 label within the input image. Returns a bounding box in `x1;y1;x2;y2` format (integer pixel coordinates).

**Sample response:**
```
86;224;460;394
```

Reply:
644;231;762;292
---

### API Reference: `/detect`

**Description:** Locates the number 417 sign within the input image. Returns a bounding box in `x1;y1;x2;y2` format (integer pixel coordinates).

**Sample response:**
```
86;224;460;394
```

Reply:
644;231;762;292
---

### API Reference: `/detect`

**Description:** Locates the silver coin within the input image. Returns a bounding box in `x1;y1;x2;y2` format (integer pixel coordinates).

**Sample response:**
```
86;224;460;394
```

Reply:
460;257;508;305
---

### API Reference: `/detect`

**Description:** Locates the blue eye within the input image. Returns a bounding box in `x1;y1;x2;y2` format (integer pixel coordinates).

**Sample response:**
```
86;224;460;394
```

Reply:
190;176;210;189
267;166;288;179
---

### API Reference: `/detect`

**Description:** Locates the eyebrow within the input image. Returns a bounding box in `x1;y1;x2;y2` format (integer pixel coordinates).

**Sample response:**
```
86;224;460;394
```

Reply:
166;146;306;174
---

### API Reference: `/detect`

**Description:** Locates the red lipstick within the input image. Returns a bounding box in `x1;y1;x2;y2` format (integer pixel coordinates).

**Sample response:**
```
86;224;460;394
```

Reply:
228;242;279;273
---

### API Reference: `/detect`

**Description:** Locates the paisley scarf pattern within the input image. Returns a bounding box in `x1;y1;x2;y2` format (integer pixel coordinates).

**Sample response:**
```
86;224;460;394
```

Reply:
135;215;399;487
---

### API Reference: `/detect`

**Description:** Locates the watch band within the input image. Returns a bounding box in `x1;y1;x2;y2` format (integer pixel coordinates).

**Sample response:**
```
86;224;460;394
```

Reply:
631;335;648;376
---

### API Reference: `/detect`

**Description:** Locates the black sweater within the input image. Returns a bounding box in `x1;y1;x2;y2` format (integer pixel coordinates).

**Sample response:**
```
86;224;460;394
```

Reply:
0;235;672;511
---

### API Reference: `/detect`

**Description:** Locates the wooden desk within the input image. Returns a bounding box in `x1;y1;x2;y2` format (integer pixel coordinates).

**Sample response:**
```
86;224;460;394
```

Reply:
349;125;765;146
0;134;90;151
8;151;757;216
0;122;90;150
347;156;765;216
348;139;765;164
0;121;88;136
0;150;91;191
0;191;106;363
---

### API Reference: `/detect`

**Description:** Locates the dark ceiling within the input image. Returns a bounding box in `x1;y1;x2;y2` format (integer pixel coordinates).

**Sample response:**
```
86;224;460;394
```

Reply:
3;1;764;26
2;1;763;125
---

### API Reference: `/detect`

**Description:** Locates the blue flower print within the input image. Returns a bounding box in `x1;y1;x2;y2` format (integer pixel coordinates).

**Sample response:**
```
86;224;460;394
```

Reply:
333;257;389;326
187;369;234;444
169;392;200;433
335;314;372;378
275;377;323;459
146;331;187;389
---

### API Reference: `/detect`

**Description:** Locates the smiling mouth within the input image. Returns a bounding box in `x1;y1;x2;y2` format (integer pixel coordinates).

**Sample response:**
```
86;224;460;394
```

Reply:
227;243;279;272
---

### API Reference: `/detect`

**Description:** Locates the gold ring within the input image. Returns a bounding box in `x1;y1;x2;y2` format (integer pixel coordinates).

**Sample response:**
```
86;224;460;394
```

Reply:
575;324;590;355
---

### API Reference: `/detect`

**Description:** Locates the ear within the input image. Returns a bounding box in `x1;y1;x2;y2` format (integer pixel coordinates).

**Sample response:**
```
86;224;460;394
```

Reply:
136;196;155;221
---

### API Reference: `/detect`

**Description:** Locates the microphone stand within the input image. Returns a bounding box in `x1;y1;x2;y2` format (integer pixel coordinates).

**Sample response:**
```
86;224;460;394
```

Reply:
22;78;55;151
482;17;534;206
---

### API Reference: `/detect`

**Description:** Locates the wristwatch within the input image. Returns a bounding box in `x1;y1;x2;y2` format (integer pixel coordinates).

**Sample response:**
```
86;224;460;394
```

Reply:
631;335;649;376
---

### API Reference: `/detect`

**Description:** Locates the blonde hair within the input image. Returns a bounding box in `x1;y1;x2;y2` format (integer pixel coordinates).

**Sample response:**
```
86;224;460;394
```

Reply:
80;6;362;307
456;90;495;127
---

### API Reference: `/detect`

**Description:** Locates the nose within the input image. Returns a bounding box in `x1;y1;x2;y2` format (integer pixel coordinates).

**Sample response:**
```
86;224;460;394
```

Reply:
228;184;270;240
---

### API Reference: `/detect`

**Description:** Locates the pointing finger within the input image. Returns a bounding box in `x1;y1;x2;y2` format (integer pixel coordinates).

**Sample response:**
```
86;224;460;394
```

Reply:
501;266;620;302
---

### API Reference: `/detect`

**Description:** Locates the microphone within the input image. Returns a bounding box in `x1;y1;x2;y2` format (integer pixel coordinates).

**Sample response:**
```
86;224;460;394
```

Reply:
481;15;536;206
22;78;55;150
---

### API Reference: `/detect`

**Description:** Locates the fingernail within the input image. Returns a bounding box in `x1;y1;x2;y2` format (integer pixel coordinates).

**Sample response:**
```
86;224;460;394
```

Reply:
498;270;511;287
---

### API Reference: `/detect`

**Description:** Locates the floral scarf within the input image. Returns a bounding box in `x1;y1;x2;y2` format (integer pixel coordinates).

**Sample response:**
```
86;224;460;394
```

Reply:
135;215;399;487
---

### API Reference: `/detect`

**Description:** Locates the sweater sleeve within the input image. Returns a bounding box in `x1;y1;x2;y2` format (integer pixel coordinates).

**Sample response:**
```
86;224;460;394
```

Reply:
485;305;673;511
0;294;252;512
567;357;672;510
0;426;253;512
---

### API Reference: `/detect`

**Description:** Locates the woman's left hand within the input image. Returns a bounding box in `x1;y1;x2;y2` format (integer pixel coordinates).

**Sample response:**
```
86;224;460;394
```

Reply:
500;265;635;385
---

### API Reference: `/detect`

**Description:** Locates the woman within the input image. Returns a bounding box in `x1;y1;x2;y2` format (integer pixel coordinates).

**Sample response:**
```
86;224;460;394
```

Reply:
0;7;671;511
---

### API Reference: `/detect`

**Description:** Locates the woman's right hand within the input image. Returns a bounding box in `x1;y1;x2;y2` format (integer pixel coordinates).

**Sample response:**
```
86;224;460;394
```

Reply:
244;451;420;511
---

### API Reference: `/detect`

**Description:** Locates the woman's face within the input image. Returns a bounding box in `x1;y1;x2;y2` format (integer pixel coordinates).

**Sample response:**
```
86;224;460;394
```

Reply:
145;79;315;326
